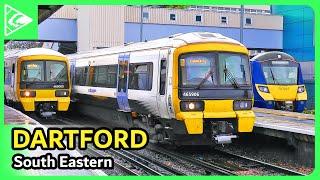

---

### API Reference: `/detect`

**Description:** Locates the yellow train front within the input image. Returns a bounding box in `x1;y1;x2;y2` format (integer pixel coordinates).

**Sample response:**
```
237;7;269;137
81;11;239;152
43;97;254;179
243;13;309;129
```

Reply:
4;48;71;118
250;52;307;112
170;37;255;145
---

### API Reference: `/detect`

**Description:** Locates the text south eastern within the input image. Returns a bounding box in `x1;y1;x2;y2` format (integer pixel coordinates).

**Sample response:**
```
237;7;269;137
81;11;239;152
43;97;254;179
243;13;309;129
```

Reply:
12;153;114;169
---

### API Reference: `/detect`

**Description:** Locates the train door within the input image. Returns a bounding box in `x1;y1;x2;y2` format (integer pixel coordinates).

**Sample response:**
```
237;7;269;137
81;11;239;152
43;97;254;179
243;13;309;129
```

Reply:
156;50;169;118
116;54;131;112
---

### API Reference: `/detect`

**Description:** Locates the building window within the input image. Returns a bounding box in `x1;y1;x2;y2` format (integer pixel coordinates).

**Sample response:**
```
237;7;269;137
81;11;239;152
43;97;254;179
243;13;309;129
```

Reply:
195;15;202;22
221;16;228;24
143;12;149;20
170;13;176;21
245;17;252;25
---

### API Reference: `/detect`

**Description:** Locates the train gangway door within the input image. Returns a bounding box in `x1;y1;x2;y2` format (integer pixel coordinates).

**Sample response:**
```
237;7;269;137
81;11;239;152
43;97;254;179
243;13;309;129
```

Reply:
116;54;131;112
156;49;170;119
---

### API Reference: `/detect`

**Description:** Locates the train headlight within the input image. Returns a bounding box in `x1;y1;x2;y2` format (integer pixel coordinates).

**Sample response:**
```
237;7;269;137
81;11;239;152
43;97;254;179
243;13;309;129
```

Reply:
258;86;269;93
180;101;204;111
55;90;69;97
233;100;252;110
297;86;305;93
20;91;36;97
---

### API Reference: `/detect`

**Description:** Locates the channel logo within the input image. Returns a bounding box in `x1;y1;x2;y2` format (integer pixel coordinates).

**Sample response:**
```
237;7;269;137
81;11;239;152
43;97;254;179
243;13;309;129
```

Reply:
4;4;33;36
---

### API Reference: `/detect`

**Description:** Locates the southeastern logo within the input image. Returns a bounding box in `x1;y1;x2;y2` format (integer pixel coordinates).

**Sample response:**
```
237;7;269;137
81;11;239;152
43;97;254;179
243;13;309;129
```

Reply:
4;4;33;36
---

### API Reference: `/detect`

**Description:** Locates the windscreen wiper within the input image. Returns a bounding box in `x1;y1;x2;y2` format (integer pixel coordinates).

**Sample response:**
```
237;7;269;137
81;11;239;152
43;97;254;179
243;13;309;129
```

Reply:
196;69;215;90
224;68;240;89
269;68;279;85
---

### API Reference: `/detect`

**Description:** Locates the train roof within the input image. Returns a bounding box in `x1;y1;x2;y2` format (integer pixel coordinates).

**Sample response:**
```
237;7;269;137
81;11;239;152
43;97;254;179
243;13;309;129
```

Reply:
5;48;66;59
250;51;296;62
68;32;245;59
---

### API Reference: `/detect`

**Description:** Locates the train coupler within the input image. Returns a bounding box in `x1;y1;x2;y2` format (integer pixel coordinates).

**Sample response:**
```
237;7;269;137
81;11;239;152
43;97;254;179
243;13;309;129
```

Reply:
213;134;237;144
40;111;57;118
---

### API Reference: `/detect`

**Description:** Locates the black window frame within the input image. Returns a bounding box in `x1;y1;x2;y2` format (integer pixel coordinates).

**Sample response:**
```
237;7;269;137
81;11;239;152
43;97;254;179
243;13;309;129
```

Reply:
90;65;117;88
170;13;176;21
143;12;149;20
245;17;252;25
195;15;202;22
159;58;167;95
178;51;251;89
75;66;88;86
128;62;153;91
221;16;228;24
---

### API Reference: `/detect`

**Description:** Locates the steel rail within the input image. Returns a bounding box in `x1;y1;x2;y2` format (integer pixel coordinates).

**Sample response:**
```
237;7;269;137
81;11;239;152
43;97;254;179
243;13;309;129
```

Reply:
148;146;237;175
87;146;139;175
108;149;164;176
120;150;186;175
212;149;306;176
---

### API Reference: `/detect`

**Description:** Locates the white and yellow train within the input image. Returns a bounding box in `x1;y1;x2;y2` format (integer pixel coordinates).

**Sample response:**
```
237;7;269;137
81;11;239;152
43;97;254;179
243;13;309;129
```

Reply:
69;32;255;145
4;48;71;118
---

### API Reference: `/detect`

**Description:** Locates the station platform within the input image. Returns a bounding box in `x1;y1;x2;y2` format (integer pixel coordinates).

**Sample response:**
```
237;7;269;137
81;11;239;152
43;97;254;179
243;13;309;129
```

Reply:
253;108;315;136
253;108;315;166
4;105;39;125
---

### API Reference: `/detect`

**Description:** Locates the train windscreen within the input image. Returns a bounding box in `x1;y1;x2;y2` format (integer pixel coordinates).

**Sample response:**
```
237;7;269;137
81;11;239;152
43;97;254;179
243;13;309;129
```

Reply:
179;52;250;88
20;60;68;89
262;61;298;85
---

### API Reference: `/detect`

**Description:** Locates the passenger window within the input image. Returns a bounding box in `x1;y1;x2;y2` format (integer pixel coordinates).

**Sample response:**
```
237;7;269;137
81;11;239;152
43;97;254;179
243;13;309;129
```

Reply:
4;67;10;85
91;65;117;88
129;63;153;91
106;65;117;88
75;67;88;86
159;59;167;95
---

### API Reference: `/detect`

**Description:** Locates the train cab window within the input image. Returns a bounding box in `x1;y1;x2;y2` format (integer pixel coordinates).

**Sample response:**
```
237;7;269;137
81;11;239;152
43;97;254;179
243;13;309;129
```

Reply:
159;59;167;95
217;53;250;85
21;61;45;82
129;63;153;91
46;61;68;82
262;61;298;85
179;53;217;88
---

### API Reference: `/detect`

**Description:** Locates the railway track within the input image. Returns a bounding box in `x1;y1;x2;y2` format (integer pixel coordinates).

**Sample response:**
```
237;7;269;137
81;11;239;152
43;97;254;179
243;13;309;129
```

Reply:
117;150;186;175
148;146;237;175
86;146;139;175
108;149;165;175
212;149;306;176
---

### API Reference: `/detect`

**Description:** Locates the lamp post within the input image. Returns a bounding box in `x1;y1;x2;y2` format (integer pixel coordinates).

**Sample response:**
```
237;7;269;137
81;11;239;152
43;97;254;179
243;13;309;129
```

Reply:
240;5;244;44
140;5;143;42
